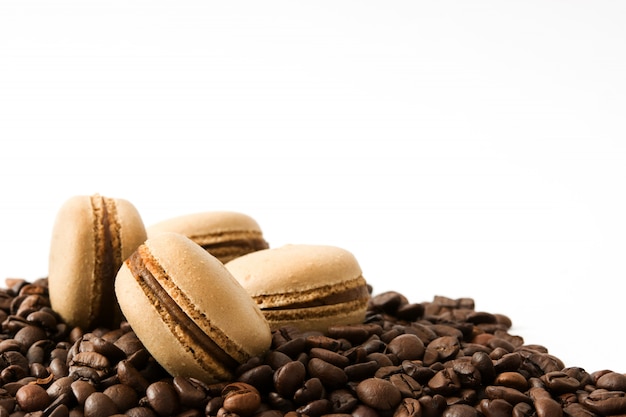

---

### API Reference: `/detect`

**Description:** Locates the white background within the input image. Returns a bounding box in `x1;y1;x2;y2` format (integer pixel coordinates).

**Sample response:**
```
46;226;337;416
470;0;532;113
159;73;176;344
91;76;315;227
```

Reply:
1;1;625;374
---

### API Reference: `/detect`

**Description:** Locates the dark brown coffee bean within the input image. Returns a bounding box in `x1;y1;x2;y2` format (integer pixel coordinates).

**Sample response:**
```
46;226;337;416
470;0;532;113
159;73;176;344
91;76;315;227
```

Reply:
561;403;599;417
309;348;350;368
389;373;422;398
104;384;139;412
367;352;395;368
275;337;306;358
293;378;324;405
114;332;144;357
125;406;158;417
238;364;274;394
596;371;626;391
46;376;74;401
484;385;531;406
172;377;207;409
221;382;261;417
206;396;225;416
478;398;514;417
583;389;626;415
541;371;581;394
274;360;306;398
296;398;331;417
117;360;150;394
71;380;96;406
92;337;126;362
442;403;478;417
355;378;402;411
83;392;119;417
533;397;563;417
493;372;528;391
345;361;379;381
387;334;425;361
307;358;347;389
369;291;408;315
265;351;293;370
427;368;461;395
418;394;447;417
511;402;534;417
305;335;342;352
15;384;51;412
327;389;357;413
146;381;180;417
423;336;459;365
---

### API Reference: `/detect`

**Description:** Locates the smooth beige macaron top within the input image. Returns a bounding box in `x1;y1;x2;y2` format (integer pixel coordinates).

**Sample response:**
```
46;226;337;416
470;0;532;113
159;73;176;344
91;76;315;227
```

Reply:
115;232;272;383
225;244;370;332
48;194;147;330
147;211;269;263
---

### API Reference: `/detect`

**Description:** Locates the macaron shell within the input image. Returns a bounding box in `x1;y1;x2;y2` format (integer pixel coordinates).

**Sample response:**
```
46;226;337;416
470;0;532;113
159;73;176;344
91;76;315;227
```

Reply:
115;233;271;382
147;211;264;241
115;262;233;382
147;211;269;263
225;244;365;304
48;195;146;330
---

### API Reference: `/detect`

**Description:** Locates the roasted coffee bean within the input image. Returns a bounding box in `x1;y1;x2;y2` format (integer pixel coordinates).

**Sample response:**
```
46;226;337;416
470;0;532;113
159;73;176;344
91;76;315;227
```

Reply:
541;371;581;394
146;381;180;417
126;406;158;417
442;403;478;417
309;348;350;368
221;382;261;417
307;358;347;389
484;385;531;405
72;380;97;406
328;389;357;413
172;377;208;409
494;371;528;391
596;371;626;391
237;364;274;393
356;378;402;411
418;394;447;417
265;351;292;370
427;368;461;395
274;360;306;398
15;384;51;412
295;398;331;417
84;392;119;417
423;336;459;365
389;373;422;398
103;384;139;412
117;360;150;394
293;378;324;405
345;360;379;381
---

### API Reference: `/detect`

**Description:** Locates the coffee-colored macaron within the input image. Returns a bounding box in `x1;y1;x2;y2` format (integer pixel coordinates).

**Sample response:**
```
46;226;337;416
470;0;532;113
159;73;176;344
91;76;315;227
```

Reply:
147;211;269;263
225;244;371;333
48;194;147;330
115;232;272;383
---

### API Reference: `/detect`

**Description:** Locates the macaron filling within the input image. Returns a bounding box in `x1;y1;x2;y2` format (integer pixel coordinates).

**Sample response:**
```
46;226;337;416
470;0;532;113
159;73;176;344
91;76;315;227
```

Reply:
126;249;240;371
262;284;370;310
195;236;269;262
90;195;122;327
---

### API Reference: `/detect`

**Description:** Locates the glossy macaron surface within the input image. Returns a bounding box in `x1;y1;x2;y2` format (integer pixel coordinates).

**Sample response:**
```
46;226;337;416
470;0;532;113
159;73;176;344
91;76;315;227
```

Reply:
225;244;370;332
115;232;272;383
48;194;146;330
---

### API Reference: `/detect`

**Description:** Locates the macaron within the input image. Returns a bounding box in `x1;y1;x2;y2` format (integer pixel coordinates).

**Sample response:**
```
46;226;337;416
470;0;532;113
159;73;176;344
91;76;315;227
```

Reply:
48;194;147;330
147;211;269;263
225;244;371;333
115;232;272;383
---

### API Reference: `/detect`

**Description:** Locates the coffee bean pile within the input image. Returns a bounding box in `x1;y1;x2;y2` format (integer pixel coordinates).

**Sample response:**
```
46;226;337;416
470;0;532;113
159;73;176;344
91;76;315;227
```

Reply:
1;278;625;417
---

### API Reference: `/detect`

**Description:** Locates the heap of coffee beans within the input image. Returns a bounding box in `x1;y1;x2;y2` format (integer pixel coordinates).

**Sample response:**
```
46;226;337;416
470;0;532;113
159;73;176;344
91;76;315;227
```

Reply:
1;278;625;417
